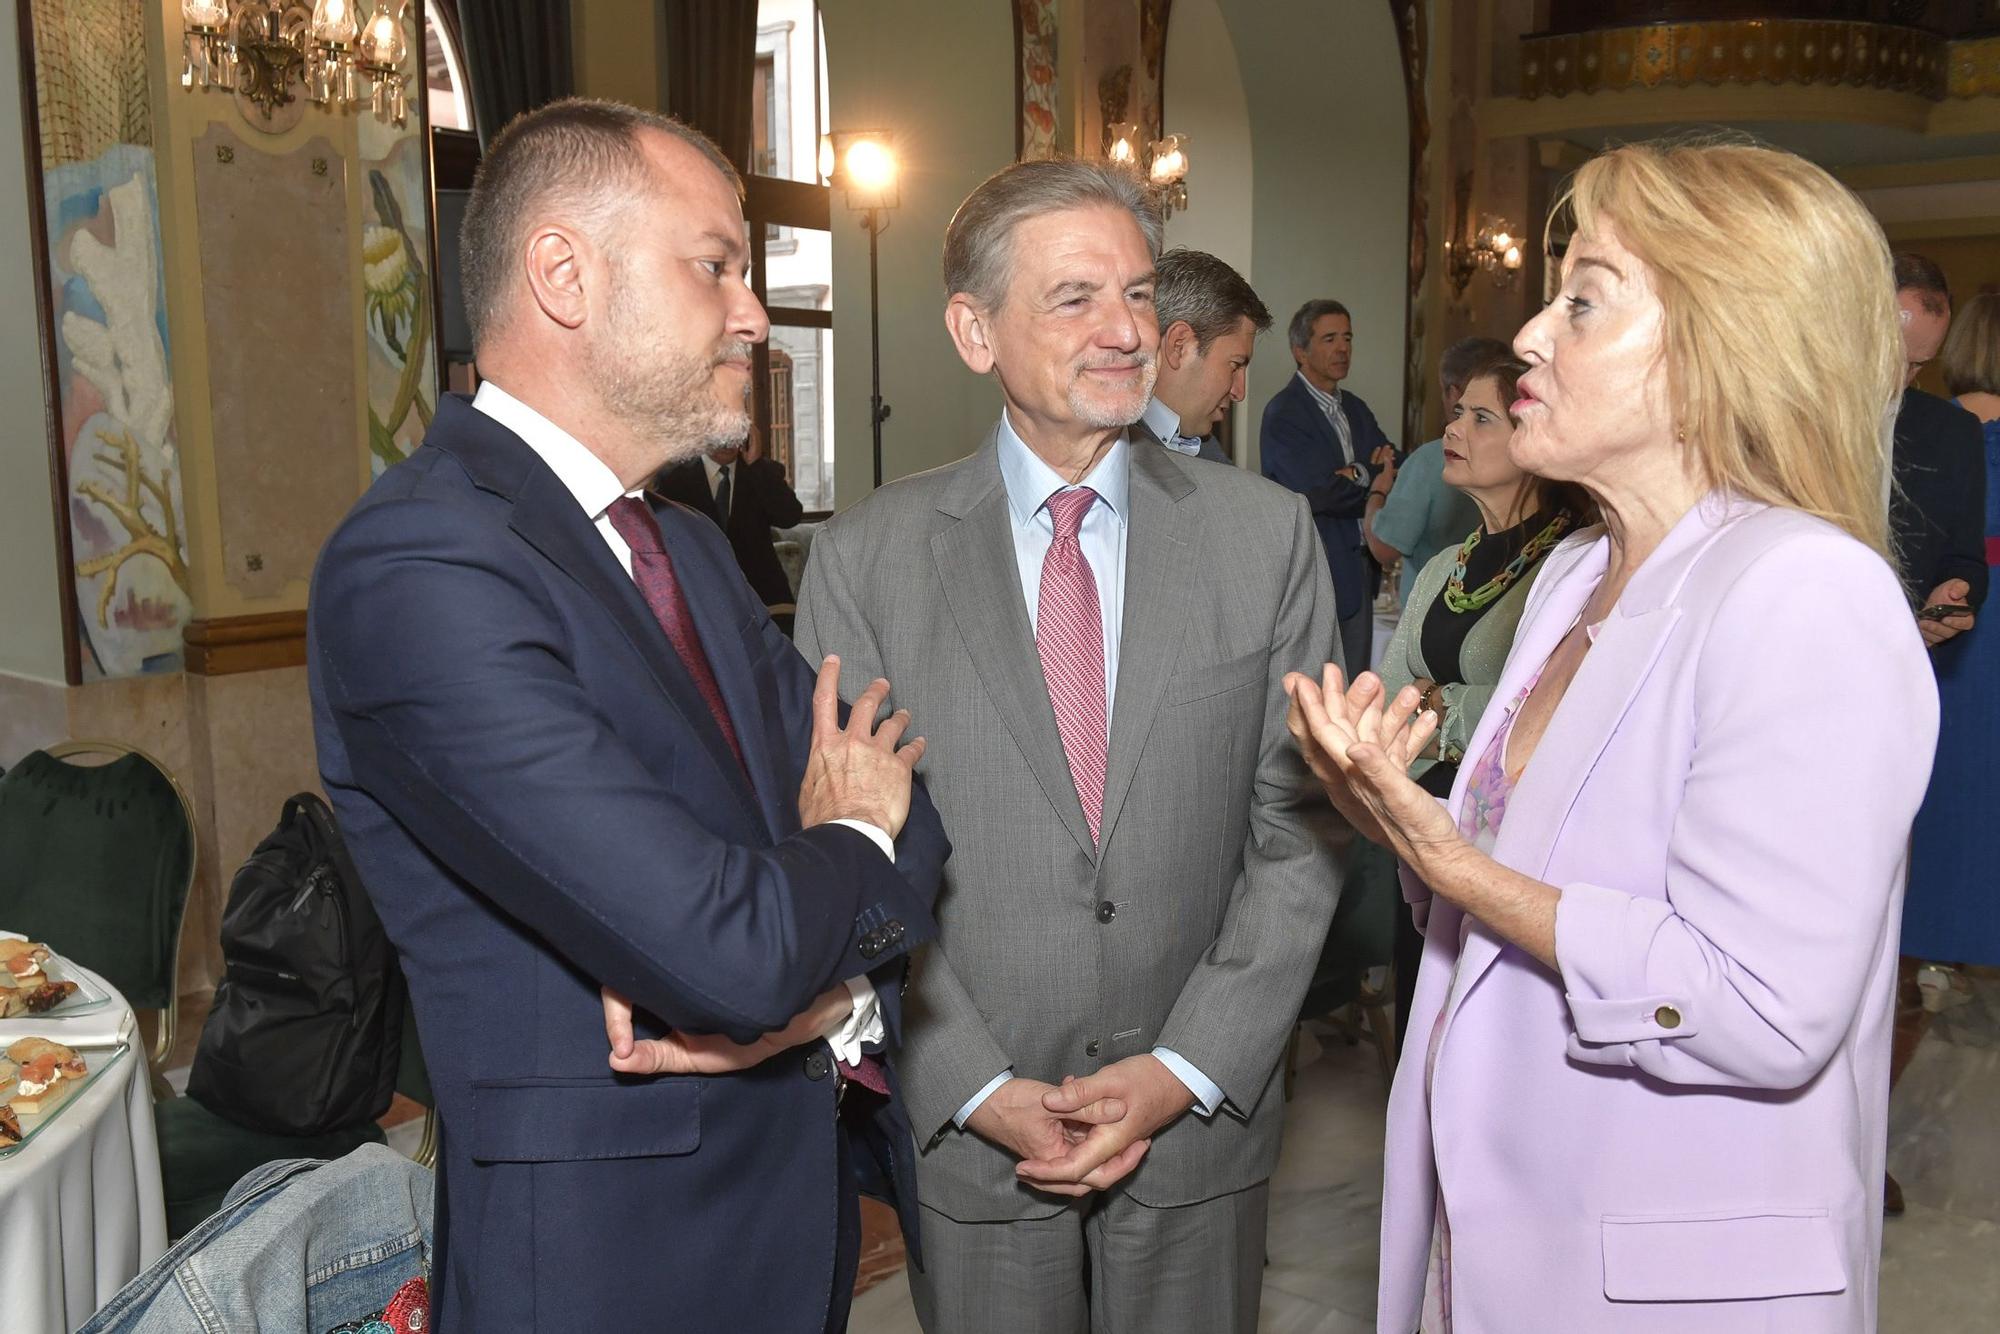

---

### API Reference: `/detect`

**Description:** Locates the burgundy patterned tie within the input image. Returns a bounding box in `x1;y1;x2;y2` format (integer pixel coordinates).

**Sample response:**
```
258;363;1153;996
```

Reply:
605;497;886;1095
606;497;745;774
1037;488;1108;843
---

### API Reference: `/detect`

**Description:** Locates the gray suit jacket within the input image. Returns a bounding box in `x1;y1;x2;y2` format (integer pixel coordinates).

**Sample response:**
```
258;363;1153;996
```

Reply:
1131;411;1232;466
795;427;1344;1221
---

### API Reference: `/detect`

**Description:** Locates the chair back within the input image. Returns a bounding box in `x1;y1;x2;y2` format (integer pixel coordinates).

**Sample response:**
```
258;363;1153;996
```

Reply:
0;742;196;1019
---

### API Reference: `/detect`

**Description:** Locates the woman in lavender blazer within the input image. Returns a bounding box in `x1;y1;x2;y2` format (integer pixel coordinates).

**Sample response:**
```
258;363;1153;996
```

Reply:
1286;142;1939;1332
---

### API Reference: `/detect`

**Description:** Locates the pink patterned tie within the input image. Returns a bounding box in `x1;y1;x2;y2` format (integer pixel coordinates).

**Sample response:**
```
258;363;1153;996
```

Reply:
607;496;886;1097
1037;488;1108;843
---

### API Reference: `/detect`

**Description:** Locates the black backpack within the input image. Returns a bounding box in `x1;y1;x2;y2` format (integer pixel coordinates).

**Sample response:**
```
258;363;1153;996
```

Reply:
188;793;405;1137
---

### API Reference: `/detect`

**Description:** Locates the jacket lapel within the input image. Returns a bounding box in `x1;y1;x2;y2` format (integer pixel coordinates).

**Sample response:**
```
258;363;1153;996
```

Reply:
501;457;762;824
1094;442;1199;850
1438;497;1754;1016
932;441;1099;860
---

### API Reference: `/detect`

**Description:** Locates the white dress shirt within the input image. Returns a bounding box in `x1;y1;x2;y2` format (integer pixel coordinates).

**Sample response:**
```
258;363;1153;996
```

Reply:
1295;370;1358;469
952;409;1226;1128
472;381;886;1061
1140;395;1204;456
700;453;733;517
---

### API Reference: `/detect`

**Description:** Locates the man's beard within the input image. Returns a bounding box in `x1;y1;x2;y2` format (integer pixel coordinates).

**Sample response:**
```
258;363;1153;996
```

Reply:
1066;351;1159;429
588;284;752;468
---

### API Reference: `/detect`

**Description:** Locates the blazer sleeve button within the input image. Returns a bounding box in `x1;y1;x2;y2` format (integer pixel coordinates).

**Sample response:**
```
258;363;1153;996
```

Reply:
1653;1005;1682;1030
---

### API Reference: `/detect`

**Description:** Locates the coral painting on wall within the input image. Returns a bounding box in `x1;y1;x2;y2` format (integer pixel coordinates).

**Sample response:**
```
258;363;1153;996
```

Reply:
1016;0;1059;159
28;0;190;678
359;5;435;476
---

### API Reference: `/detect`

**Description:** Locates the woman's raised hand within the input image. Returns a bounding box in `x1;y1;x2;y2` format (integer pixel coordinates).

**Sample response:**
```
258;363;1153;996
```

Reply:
1283;664;1460;865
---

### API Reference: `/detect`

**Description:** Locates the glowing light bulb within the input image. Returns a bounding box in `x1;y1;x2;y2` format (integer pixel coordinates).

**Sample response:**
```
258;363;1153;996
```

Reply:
844;138;897;193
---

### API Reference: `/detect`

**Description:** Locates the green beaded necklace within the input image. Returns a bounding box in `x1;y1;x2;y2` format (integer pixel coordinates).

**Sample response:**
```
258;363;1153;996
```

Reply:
1441;509;1574;613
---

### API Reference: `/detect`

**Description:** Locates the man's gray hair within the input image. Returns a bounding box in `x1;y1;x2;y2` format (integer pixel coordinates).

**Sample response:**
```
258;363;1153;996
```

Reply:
1155;248;1272;351
942;157;1163;310
460;98;741;352
1287;298;1352;350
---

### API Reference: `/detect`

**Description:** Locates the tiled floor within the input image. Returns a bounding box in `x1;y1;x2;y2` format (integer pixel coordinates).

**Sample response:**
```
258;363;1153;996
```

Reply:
850;1007;2000;1333
164;974;2000;1332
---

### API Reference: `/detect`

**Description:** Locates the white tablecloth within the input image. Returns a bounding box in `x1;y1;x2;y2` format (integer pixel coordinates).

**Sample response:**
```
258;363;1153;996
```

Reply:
0;969;167;1333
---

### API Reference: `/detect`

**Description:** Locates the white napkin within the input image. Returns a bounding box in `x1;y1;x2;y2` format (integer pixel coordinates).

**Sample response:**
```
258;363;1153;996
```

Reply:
0;960;137;1049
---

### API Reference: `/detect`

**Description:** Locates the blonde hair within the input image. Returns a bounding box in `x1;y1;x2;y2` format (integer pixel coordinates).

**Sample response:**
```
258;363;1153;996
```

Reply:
1555;140;1900;557
1941;290;2000;397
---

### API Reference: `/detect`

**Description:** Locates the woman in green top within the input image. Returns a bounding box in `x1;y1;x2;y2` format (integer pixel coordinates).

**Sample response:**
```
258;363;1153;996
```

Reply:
1377;351;1590;1044
1380;353;1589;792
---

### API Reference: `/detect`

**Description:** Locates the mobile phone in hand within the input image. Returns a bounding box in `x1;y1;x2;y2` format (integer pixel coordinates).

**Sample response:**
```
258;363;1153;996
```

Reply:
1918;603;1972;621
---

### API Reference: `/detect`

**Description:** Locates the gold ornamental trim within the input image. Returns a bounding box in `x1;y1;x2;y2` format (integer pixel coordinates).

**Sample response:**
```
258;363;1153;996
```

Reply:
1522;20;1946;102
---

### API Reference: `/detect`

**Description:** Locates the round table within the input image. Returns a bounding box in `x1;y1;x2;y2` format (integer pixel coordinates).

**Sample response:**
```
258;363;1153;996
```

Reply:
0;967;168;1332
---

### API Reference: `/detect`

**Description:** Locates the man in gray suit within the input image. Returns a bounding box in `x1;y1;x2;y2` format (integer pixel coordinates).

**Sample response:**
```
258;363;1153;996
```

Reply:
795;159;1343;1332
1130;247;1272;465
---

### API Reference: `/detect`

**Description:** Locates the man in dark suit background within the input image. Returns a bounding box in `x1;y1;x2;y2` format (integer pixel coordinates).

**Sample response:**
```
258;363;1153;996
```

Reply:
309;100;947;1332
1258;298;1393;675
1131;248;1272;466
655;424;806;609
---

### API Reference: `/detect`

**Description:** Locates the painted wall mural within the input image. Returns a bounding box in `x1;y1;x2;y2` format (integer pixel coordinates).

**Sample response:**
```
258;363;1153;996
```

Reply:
31;0;190;678
1016;0;1059;159
359;7;434;476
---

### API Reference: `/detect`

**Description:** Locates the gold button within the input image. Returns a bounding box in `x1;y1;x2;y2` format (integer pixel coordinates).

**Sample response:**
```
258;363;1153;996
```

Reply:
1654;1005;1682;1030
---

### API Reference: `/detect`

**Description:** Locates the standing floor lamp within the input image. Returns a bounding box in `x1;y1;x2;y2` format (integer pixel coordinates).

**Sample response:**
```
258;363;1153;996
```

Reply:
821;130;900;489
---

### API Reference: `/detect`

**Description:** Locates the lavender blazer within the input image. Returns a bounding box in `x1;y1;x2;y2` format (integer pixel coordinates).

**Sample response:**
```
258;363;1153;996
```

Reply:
1381;496;1938;1333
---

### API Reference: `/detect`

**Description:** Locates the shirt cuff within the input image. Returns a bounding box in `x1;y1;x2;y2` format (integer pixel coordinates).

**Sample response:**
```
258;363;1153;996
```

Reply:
825;976;885;1066
952;1069;1015;1129
829;818;896;861
1152;1047;1225;1118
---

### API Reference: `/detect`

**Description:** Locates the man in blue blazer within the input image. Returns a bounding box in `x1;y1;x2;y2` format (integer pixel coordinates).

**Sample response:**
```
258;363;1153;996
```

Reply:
1259;299;1393;675
309;101;947;1333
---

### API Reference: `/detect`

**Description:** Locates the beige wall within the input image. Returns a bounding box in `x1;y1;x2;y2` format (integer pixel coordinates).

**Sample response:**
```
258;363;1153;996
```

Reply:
1225;0;1409;467
820;0;1017;496
1161;0;1256;454
0;12;70;683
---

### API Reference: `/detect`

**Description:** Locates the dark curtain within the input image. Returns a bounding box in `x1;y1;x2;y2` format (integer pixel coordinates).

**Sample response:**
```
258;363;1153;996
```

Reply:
456;0;576;148
661;0;758;173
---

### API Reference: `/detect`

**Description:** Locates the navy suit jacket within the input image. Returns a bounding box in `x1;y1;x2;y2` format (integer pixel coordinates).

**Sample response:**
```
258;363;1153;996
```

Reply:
1259;375;1389;618
308;394;948;1332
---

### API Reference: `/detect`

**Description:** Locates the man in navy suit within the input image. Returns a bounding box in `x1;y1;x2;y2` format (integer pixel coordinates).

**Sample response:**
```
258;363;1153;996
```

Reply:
309;100;948;1332
1259;299;1394;675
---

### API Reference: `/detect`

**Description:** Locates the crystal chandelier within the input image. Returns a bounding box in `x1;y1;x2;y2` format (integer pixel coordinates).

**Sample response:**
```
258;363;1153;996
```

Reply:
181;0;411;128
1106;123;1192;220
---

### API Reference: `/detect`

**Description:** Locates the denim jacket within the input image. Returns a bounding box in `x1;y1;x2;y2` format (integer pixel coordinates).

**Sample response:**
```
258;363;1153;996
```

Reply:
81;1145;432;1334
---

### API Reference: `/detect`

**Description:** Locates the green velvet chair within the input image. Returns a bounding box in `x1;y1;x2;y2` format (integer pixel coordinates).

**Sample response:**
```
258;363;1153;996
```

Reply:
0;742;196;1067
0;745;435;1239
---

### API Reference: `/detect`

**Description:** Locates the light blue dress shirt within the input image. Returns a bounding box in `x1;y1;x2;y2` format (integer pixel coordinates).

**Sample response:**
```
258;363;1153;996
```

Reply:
952;410;1225;1130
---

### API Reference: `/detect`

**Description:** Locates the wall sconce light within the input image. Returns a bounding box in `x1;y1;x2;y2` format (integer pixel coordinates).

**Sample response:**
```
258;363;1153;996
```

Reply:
180;0;411;130
821;130;900;489
1444;215;1524;298
1104;122;1191;221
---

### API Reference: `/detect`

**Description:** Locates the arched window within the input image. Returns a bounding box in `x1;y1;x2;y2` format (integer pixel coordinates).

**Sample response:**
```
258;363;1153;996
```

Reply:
424;6;473;133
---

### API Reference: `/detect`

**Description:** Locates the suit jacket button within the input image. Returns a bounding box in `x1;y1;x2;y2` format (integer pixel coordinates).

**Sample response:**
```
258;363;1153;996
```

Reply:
1653;1005;1682;1030
1085;1038;1100;1057
886;920;905;941
1096;901;1116;924
804;1050;833;1080
859;939;882;960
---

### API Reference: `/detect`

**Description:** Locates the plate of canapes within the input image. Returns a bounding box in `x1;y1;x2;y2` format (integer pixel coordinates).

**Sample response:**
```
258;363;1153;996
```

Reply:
0;938;113;1020
0;1035;128;1156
